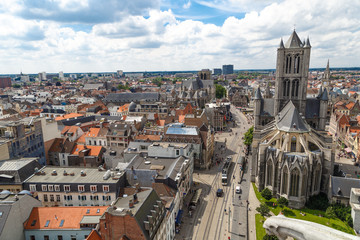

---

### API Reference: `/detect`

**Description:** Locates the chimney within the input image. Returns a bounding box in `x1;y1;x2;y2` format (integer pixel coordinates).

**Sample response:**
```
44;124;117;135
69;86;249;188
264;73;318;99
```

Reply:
133;193;138;204
129;199;134;208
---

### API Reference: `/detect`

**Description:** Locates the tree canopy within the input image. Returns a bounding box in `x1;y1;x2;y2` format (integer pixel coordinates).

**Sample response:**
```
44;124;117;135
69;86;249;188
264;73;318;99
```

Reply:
215;84;226;99
256;203;270;218
243;126;254;146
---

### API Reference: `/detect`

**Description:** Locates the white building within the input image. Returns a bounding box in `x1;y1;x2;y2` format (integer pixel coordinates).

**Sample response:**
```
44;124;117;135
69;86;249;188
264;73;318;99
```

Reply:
24;167;125;207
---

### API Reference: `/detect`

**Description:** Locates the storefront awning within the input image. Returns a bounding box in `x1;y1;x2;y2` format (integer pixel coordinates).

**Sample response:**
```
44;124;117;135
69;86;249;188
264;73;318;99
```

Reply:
345;147;352;153
190;189;202;205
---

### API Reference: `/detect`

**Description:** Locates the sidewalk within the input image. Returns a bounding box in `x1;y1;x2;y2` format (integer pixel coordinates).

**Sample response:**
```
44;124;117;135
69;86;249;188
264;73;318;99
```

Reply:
248;183;261;240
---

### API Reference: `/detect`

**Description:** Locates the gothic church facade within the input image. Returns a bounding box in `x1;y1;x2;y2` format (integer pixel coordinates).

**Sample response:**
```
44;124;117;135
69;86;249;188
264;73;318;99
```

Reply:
251;30;334;209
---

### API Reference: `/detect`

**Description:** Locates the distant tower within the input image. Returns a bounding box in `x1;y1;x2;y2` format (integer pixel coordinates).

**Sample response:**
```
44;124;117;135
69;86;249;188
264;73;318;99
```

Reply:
263;82;272;99
274;31;311;116
322;60;330;87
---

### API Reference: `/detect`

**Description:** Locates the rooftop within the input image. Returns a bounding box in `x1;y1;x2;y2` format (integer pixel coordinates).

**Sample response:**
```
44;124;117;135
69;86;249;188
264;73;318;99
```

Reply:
25;167;122;184
24;206;108;230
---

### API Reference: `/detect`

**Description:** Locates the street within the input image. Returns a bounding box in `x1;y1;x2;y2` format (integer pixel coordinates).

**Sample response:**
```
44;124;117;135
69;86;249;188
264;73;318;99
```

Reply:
176;105;252;240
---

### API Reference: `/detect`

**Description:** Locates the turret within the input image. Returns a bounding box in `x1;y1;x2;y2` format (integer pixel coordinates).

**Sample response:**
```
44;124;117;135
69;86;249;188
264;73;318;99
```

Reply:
254;87;262;128
319;88;329;130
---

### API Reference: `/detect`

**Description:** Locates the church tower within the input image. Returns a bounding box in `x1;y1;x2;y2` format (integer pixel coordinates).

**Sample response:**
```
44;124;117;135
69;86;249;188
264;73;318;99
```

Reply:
322;59;330;87
274;30;311;116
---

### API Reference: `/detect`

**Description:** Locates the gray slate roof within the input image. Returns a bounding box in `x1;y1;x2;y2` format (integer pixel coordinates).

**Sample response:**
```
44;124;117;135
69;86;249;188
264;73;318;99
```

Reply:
285;30;303;48
0;158;41;183
276;101;309;132
331;176;360;198
305;98;320;119
261;99;275;116
104;92;159;103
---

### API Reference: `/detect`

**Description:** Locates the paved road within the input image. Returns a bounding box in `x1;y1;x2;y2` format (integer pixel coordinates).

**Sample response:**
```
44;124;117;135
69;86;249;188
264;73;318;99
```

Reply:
229;105;252;240
175;105;253;240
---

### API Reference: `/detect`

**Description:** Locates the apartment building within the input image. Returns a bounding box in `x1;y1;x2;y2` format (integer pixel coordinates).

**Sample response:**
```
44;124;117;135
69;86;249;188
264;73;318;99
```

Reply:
24;167;126;207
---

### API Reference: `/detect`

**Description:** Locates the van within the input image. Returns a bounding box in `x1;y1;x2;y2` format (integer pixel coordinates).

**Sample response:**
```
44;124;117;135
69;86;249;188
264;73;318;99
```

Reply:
236;185;241;194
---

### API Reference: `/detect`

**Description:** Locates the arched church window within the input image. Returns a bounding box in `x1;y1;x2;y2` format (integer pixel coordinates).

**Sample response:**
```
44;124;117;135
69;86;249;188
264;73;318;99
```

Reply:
266;160;273;186
290;168;300;197
292;79;299;97
301;170;307;196
286;55;292;74
294;54;300;73
291;136;297;152
283;79;290;97
314;164;321;192
281;167;288;195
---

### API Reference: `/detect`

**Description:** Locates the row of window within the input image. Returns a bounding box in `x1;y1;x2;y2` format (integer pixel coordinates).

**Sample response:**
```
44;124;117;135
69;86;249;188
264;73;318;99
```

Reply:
31;184;110;193
44;194;111;202
30;235;87;240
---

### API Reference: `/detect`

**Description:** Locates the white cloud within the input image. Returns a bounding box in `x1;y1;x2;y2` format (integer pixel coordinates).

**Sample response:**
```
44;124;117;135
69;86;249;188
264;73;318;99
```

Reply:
183;1;191;9
0;0;359;73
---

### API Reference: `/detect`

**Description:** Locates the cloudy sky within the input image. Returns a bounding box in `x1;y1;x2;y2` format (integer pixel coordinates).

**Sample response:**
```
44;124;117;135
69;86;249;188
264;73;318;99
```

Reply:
0;0;359;74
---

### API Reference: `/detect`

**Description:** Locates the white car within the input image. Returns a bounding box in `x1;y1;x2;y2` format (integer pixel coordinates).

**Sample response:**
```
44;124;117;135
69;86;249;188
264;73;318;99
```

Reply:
236;185;241;194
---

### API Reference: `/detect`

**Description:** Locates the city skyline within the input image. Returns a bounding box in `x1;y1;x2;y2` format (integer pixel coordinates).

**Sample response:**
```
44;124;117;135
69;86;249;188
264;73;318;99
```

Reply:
0;0;359;74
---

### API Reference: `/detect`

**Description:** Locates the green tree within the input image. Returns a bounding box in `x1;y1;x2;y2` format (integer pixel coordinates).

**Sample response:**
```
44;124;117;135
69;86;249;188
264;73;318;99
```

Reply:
263;235;279;240
152;77;162;87
243;126;254;146
261;188;272;201
277;197;288;209
325;206;336;224
215;84;226;99
12;84;21;88
256;203;270;218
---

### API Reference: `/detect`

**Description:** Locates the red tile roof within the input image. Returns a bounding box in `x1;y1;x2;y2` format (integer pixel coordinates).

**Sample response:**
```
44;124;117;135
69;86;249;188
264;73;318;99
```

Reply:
72;144;103;156
25;206;107;230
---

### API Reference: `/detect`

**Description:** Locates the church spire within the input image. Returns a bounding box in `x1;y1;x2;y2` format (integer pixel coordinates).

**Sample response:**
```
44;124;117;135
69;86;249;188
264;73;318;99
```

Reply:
279;38;284;48
284;30;302;48
305;36;311;47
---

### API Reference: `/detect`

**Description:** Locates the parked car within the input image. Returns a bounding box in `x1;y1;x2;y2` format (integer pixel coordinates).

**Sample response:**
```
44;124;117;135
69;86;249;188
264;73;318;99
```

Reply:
216;188;223;197
236;185;241;194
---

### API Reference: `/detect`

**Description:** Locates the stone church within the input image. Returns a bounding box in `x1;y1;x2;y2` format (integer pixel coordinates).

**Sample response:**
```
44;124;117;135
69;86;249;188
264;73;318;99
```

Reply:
251;30;335;208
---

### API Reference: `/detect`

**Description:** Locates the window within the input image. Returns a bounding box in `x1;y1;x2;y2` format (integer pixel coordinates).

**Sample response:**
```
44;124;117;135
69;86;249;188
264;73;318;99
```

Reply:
67;195;72;201
103;185;109;192
59;220;65;227
57;236;63;240
266;160;273;186
42;185;47;191
54;185;60;191
71;236;76;240
290;136;297;152
176;150;179;155
64;185;70;192
50;194;54;202
44;236;49;240
78;185;85;192
30;185;37;192
31;220;36;226
43;194;48;202
82;195;87;201
97;209;100;213
30;236;35;240
48;185;54;191
86;209;90;214
56;195;61;202
282;167;288;195
44;220;50;227
90;185;97;192
290;168;300;197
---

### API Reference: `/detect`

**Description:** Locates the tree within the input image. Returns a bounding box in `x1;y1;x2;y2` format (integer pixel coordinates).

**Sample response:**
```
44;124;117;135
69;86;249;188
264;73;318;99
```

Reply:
55;81;62;86
215;84;226;99
263;235;278;240
256;203;270;218
12;84;21;88
325;206;336;224
243;126;254;146
277;197;288;209
261;188;272;201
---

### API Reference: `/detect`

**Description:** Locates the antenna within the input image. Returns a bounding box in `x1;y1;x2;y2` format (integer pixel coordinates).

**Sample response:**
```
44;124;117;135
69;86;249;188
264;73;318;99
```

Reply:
293;24;296;31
